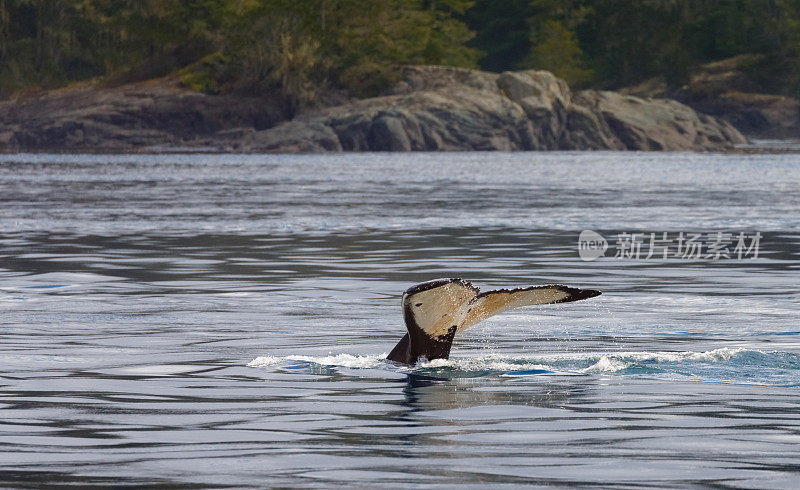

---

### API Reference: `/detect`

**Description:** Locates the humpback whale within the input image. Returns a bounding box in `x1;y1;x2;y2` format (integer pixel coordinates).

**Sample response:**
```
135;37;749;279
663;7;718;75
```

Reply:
387;278;601;365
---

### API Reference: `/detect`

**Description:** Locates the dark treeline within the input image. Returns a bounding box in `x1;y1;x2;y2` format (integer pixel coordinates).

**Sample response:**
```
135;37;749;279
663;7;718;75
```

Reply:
466;0;800;92
2;0;799;104
0;0;477;106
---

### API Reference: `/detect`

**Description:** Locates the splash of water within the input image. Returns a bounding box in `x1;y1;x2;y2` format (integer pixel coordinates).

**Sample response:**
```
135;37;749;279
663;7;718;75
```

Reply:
247;347;800;386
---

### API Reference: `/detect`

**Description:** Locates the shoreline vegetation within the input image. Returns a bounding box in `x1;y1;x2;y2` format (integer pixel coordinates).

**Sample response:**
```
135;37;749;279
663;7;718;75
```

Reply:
1;1;799;152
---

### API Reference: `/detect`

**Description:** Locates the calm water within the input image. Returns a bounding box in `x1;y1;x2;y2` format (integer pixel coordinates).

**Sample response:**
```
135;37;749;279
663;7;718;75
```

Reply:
1;152;799;488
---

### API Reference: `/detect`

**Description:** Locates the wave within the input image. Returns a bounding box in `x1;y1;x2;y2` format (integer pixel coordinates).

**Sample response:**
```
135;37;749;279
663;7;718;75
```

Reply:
247;347;800;386
248;353;384;369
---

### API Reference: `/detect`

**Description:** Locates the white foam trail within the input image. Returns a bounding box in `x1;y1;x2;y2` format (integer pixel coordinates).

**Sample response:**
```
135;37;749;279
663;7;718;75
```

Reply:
581;357;630;373
247;354;550;372
685;347;743;362
502;347;746;364
247;356;284;367
247;347;753;373
416;357;551;372
602;347;744;364
248;353;385;369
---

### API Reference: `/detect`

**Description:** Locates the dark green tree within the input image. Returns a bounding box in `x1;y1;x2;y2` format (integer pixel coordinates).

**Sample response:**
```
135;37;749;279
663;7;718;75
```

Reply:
463;0;531;72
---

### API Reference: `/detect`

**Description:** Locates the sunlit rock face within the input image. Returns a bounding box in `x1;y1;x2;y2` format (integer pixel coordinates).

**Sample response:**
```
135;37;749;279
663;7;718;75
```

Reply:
244;65;746;153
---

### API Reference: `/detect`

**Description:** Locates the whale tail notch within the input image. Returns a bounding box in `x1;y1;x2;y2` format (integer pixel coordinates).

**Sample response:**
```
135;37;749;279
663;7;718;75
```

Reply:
386;278;601;365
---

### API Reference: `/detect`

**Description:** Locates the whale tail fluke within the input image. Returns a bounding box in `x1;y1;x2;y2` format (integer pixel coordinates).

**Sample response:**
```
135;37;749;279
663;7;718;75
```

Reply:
386;278;601;365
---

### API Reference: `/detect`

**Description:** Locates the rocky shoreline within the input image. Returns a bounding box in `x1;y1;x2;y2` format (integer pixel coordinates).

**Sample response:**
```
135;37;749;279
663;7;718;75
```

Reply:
622;56;800;140
0;66;749;153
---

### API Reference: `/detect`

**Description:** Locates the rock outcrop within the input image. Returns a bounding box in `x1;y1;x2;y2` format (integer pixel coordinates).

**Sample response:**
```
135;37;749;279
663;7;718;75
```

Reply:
622;55;800;138
694;91;800;138
238;66;745;152
0;66;746;152
0;79;289;150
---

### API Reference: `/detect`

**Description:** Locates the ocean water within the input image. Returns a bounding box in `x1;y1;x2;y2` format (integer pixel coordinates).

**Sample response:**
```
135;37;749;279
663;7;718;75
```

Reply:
1;152;799;488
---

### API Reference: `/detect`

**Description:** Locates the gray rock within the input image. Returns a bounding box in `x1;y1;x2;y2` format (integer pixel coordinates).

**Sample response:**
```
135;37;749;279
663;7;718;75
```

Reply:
699;92;800;138
584;90;747;150
369;111;412;151
561;103;624;150
0;80;289;151
621;55;799;138
0;65;746;152
253;66;745;152
241;120;341;153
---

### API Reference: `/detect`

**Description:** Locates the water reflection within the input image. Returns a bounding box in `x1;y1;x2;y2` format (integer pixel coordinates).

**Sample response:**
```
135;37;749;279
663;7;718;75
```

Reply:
401;373;596;413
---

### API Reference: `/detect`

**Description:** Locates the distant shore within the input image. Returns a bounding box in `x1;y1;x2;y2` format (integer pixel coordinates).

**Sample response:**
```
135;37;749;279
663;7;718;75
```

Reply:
3;146;798;155
2;62;797;155
0;65;754;154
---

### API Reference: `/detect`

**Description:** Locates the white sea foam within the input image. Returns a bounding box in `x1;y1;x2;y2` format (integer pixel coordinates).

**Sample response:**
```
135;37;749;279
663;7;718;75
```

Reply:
247;356;284;367
417;358;452;369
248;353;550;372
593;347;745;364
416;357;551;372
248;353;385;369
581;356;630;373
247;347;761;374
502;347;746;365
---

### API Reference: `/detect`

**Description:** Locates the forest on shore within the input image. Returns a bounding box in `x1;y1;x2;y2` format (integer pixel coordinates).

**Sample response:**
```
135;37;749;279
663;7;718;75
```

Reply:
2;0;799;107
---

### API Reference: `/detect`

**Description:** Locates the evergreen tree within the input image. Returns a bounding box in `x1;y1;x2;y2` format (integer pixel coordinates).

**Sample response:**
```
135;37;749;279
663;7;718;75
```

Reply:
2;0;800;100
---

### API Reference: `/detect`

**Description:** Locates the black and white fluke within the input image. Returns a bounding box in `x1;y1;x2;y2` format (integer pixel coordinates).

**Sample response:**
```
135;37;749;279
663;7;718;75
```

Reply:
386;278;601;365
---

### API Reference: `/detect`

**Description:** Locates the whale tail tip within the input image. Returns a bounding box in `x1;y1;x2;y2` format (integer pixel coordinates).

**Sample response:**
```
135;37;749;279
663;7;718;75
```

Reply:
386;278;601;365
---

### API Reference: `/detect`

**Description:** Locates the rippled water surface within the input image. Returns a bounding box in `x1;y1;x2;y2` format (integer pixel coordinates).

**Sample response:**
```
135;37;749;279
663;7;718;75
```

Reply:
1;152;799;487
